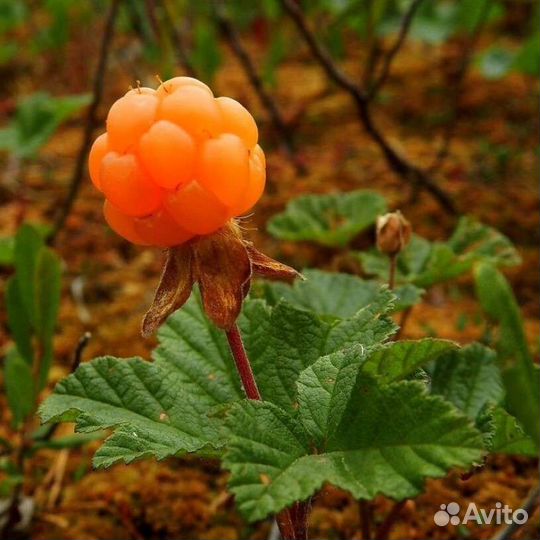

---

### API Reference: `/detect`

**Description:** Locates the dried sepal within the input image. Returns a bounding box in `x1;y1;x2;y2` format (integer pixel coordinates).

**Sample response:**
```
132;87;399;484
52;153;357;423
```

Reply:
141;220;301;336
245;243;303;283
192;221;252;330
141;246;193;337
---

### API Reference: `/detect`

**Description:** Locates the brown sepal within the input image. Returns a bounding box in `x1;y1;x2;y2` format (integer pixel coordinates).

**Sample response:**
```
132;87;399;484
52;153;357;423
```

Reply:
141;220;302;336
141;245;193;337
245;243;303;283
192;221;252;330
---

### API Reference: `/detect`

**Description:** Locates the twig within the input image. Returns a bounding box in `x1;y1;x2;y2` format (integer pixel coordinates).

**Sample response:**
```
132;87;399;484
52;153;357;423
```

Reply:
394;306;413;340
375;500;407;539
279;0;457;215
428;0;493;172
71;331;92;372
50;0;120;243
359;500;372;539
0;423;29;539
38;332;92;443
490;485;539;540
159;0;197;77
268;518;281;540
368;0;425;99
213;2;306;175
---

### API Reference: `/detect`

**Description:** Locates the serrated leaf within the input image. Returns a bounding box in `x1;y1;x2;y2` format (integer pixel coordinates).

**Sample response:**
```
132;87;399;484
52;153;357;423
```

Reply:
39;356;223;467
429;343;504;419
267;190;387;247
361;339;459;384
357;217;520;288
41;291;396;466
474;263;540;447
225;349;485;521
478;406;537;457
262;269;423;317
4;349;35;427
158;291;396;412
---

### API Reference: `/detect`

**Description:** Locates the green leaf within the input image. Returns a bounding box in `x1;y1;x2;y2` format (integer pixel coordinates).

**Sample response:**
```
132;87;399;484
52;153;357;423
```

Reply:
4;349;35;427
474;263;540;446
361;339;459;384
358;217;520;287
6;276;33;364
157;291;396;412
513;31;540;76
34;248;62;389
225;348;485;521
39;356;223;468
14;223;44;325
478;406;537;457
6;92;90;158
261;269;422;317
0;235;14;266
41;291;396;467
267;190;387;247
191;19;221;83
429;343;504;418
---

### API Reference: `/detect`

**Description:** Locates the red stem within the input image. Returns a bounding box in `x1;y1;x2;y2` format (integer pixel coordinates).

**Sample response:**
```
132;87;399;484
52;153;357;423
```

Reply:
226;324;261;400
225;323;306;539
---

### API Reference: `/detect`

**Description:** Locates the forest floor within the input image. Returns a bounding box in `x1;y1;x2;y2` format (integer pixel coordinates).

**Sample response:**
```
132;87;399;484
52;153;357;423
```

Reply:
0;27;539;540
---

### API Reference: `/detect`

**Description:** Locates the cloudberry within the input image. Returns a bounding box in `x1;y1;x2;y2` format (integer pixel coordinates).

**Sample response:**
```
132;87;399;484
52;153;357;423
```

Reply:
89;76;266;247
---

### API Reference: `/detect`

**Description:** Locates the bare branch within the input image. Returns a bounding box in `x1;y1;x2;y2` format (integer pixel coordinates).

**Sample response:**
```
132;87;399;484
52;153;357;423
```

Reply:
368;0;425;99
375;500;407;540
279;0;457;215
490;485;539;540
428;0;493;172
159;0;197;77
50;0;120;243
213;2;305;174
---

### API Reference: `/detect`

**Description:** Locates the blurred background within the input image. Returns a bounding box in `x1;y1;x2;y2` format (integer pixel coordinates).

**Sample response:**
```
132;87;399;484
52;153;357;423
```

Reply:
0;0;538;539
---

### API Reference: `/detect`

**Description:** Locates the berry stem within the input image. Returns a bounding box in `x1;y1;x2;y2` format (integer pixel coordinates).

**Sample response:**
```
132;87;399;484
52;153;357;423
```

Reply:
226;323;261;400
225;323;305;539
388;254;397;290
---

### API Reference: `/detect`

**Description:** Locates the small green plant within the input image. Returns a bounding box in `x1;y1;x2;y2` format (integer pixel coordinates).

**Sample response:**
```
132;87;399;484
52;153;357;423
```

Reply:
0;92;90;160
267;190;387;247
474;263;540;448
0;225;96;538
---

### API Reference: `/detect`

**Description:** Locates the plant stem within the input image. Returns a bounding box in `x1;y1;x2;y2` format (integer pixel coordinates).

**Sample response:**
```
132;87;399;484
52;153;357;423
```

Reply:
490;485;539;540
50;0;120;243
359;500;372;540
375;500;406;540
226;323;261;401
388;254;397;290
225;323;306;539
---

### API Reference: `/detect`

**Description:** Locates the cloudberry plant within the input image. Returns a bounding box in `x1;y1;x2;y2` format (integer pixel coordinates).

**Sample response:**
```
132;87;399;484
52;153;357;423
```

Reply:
88;76;296;334
89;76;266;246
85;76;302;538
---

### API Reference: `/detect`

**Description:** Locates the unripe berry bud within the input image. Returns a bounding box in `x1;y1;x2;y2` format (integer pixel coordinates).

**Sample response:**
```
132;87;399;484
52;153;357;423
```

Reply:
376;211;412;256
